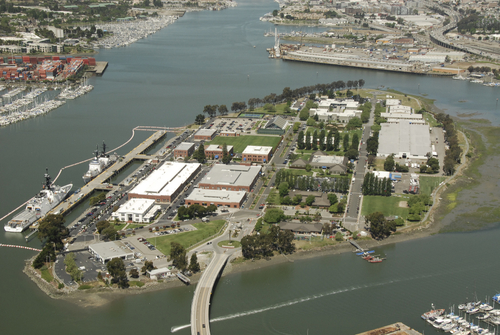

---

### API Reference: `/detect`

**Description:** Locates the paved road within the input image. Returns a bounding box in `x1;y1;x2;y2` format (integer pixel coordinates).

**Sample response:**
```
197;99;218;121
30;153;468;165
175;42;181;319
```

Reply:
191;252;229;335
343;96;377;232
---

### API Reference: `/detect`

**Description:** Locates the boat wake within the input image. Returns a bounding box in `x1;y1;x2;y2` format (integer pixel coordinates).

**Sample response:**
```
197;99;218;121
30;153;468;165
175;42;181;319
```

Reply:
170;261;492;332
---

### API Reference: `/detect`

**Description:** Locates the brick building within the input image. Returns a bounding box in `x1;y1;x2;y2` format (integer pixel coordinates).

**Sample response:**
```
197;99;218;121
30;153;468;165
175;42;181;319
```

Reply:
174;142;195;158
204;144;234;160
242;145;273;163
194;129;217;141
185;189;246;208
198;164;261;192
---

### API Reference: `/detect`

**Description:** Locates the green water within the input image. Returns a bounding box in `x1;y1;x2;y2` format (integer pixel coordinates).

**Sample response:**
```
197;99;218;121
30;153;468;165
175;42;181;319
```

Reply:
1;1;499;334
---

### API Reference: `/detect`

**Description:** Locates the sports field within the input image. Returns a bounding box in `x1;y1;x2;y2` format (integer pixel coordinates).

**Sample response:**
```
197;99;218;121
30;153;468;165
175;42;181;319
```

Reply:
207;135;281;153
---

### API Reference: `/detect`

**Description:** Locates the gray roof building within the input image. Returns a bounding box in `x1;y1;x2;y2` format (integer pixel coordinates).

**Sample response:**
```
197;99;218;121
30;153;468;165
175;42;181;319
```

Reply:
257;116;288;135
198;164;261;191
279;222;324;234
89;241;135;264
377;121;431;159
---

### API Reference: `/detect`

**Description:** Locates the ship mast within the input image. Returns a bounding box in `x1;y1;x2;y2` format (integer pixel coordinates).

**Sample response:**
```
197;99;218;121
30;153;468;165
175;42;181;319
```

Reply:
44;168;51;189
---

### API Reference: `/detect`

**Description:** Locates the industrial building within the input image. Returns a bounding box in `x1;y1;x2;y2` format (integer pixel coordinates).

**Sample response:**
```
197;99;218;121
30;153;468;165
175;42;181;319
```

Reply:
377;121;431;159
174;142;195;158
204;144;234;160
309;98;361;123
242;145;273;163
194;128;217;141
291;151;348;174
89;241;135;264
198;164;261;192
128;162;201;203
111;198;161;223
185;189;247;208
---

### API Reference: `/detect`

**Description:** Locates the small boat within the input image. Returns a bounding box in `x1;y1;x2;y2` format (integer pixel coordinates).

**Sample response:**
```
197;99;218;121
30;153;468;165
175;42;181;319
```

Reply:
368;257;383;263
477;313;490;320
467;307;479;314
479;303;493;311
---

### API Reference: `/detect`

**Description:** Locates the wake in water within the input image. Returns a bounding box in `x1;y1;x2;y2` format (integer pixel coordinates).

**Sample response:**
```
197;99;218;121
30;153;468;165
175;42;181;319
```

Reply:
170;261;492;332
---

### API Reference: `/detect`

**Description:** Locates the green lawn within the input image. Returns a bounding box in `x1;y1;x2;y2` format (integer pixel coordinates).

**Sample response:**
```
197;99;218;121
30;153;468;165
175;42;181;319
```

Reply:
252;102;297;116
129;281;145;287
206;135;282;153
267;188;280;205
423;112;440;127
148;220;226;255
419;176;447;195
41;266;54;283
361;195;411;218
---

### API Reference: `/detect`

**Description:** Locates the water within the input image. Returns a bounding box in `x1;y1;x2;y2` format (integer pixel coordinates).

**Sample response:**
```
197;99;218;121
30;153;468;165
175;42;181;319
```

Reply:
1;0;499;334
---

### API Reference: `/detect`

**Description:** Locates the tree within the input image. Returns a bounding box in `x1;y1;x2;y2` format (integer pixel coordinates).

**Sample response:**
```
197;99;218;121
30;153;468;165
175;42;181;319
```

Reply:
343;133;349;151
366;212;396;239
297;130;305;149
222;143;231;164
345;148;358;161
107;258;128;288
384;154;395;171
366;136;378;155
193;143;206;163
278;182;289;197
334;131;340;151
218;104;228;116
327;193;338;205
141;260;155;274
255;218;263;232
326;130;333;151
130;268;139;278
263;208;285;223
189;253;200;273
170;242;187;271
37;214;68;251
102;225;119;241
305;164;312;172
64;253;82;281
305;195;315;206
195;114;205;125
305;131;311;150
346;117;362;129
335;231;343;241
351;133;359;150
299;109;309;121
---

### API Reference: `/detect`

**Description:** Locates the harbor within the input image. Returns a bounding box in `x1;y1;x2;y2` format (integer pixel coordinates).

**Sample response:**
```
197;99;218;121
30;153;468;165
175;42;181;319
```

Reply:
421;295;500;335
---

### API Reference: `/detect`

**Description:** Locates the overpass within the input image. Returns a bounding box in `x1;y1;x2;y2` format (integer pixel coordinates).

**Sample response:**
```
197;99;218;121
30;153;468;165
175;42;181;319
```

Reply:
191;252;229;335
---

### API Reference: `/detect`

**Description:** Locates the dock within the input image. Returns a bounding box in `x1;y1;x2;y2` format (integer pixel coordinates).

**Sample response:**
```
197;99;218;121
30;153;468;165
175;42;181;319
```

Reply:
87;61;108;76
350;240;364;252
356;322;422;335
33;130;167;228
177;273;191;285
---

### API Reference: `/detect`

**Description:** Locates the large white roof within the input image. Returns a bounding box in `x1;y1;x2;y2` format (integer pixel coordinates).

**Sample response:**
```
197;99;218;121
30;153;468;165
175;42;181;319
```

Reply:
129;162;200;197
200;164;261;187
378;122;431;158
116;198;155;215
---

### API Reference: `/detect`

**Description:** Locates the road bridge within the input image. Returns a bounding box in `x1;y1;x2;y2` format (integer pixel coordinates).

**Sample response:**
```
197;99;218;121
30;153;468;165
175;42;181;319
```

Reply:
191;253;229;335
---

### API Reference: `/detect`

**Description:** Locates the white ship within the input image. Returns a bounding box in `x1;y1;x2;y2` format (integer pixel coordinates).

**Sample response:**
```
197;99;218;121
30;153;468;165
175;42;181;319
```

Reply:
82;141;117;184
4;169;72;233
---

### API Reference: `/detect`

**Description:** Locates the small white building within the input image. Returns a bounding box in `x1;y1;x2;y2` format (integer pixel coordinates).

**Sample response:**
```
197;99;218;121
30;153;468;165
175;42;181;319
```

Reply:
89;241;135;264
385;99;401;106
147;267;173;280
111;198;160;223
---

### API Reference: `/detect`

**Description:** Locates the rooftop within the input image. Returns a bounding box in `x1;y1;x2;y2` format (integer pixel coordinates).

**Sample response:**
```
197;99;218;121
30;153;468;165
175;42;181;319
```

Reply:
115;198;155;215
205;144;234;152
200;164;261;187
186;189;246;203
311;155;345;165
89;241;134;261
129;162;200;197
175;142;195;151
195;129;216;136
378;121;431;157
242;145;273;155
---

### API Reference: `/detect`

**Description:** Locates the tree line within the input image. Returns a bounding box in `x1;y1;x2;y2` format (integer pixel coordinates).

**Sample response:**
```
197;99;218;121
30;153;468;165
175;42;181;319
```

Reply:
435;113;462;175
362;172;392;196
241;225;295;260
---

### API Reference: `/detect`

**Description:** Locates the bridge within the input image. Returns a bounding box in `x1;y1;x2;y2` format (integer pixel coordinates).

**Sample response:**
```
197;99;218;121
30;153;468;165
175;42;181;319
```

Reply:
191;252;229;335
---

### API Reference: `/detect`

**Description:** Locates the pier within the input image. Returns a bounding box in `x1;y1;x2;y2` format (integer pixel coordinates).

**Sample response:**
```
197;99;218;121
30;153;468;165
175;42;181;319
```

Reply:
191;253;229;335
42;129;168;222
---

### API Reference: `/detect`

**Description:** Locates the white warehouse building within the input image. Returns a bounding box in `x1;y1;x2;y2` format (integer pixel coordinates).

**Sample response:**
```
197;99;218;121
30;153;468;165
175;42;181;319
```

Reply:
377;121;431;159
112;198;161;223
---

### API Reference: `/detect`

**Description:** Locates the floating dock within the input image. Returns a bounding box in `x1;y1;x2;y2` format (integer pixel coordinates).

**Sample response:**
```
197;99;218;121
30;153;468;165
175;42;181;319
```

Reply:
356;322;422;335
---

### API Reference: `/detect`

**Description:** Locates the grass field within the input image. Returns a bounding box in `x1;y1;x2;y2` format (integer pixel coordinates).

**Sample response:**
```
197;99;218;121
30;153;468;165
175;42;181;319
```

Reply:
361;195;411;218
41;265;54;283
419;176;447;195
252;102;297;116
206;135;282;153
148;220;225;255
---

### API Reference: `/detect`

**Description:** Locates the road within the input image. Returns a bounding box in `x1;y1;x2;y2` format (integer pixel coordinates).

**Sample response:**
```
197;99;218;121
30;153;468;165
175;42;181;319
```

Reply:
343;95;377;233
191;252;229;335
